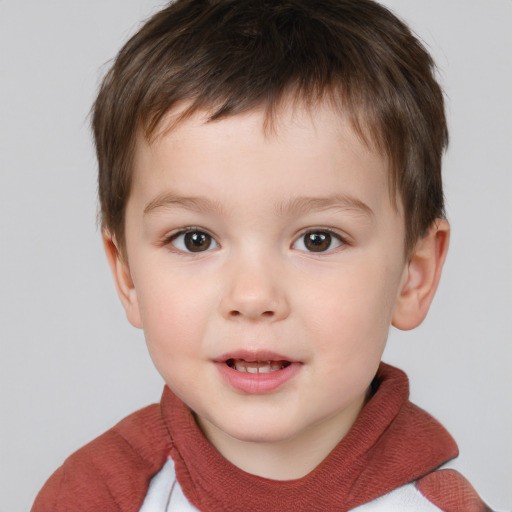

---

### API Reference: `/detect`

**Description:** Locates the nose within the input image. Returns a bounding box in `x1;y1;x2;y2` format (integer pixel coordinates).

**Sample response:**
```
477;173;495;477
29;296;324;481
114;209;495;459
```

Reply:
220;255;290;322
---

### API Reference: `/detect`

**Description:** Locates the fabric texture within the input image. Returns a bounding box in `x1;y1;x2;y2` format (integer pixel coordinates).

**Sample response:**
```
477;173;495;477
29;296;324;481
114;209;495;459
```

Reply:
416;469;493;512
139;456;453;512
31;363;490;512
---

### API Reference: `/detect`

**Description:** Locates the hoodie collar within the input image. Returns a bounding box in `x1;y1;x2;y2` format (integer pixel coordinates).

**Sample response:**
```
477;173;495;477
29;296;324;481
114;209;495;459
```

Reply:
162;362;458;511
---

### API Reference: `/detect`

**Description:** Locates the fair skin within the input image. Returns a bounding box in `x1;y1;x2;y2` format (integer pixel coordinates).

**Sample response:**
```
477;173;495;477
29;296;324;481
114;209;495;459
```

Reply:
105;102;449;480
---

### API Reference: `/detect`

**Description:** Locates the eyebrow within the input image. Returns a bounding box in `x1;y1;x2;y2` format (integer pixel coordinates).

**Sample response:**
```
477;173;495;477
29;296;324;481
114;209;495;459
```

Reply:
144;192;374;218
276;195;375;218
144;192;226;215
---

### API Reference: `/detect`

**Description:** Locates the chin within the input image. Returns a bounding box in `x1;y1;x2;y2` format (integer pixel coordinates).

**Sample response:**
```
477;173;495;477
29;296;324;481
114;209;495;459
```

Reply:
218;418;302;445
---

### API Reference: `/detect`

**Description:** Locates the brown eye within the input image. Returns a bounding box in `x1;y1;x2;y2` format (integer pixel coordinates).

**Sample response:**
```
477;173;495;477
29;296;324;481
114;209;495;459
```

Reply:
170;229;218;253
293;230;344;253
184;231;212;252
304;232;332;252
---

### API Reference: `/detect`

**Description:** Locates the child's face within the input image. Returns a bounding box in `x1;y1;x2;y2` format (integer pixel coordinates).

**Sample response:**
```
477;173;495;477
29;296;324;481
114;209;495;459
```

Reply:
117;103;410;454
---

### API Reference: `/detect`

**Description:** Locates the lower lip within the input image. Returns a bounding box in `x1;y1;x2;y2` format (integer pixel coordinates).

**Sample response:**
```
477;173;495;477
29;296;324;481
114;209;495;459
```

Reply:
215;362;301;394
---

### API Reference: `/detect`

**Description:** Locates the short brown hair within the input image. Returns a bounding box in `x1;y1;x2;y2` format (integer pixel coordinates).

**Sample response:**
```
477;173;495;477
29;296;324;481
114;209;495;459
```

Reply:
93;0;447;254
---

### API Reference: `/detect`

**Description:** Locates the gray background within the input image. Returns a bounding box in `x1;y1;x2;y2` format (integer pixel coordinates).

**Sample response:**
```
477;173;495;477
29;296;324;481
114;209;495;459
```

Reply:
0;1;510;510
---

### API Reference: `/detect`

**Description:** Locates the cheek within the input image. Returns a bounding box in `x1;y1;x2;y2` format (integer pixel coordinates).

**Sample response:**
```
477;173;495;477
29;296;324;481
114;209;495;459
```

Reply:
303;262;401;350
135;272;212;356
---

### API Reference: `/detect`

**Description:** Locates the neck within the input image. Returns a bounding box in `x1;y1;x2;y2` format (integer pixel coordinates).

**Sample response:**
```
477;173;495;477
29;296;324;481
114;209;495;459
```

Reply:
195;393;367;481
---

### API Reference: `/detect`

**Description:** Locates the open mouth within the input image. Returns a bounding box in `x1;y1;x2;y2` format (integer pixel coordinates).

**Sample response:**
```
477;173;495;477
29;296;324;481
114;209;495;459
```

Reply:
225;358;292;374
216;353;300;393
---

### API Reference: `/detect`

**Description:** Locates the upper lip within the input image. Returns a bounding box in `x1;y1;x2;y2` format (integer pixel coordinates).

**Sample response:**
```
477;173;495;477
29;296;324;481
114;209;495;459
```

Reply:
214;349;300;363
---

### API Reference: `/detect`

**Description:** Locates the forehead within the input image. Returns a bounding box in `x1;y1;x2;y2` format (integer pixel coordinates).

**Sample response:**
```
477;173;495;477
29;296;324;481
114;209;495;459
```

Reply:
130;102;396;219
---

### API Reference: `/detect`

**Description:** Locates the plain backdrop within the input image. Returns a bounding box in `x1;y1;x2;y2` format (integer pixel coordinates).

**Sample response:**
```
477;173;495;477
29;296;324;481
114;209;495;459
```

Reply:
0;1;511;511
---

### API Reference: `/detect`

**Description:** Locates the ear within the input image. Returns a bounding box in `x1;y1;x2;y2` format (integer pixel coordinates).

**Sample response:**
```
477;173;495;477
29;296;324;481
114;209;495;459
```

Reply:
102;231;142;329
392;219;450;331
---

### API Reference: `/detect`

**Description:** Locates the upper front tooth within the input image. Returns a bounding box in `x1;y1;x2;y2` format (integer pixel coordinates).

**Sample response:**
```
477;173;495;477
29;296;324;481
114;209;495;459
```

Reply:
246;366;258;374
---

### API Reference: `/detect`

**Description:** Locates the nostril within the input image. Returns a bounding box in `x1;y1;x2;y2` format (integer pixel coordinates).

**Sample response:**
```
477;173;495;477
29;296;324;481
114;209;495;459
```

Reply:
228;309;274;319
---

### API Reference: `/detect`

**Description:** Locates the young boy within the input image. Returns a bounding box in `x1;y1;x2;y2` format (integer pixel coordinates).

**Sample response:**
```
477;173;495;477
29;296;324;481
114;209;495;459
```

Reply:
32;0;492;510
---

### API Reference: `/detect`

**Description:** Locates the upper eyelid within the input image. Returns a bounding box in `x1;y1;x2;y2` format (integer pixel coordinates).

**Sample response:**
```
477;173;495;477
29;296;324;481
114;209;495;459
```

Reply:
163;226;217;241
293;227;348;242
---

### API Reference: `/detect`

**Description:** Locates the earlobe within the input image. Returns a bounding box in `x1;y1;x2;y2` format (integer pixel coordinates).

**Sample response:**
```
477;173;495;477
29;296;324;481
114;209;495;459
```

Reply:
102;231;143;329
392;219;450;331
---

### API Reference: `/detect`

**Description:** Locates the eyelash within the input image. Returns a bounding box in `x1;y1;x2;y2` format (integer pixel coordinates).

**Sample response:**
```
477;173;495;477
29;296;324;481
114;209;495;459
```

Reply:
161;227;348;254
163;227;219;254
292;228;347;253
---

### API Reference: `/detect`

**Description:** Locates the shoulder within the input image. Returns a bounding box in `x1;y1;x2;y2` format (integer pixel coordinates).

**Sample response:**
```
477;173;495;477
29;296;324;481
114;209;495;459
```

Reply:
351;470;493;512
31;402;172;512
416;469;494;512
